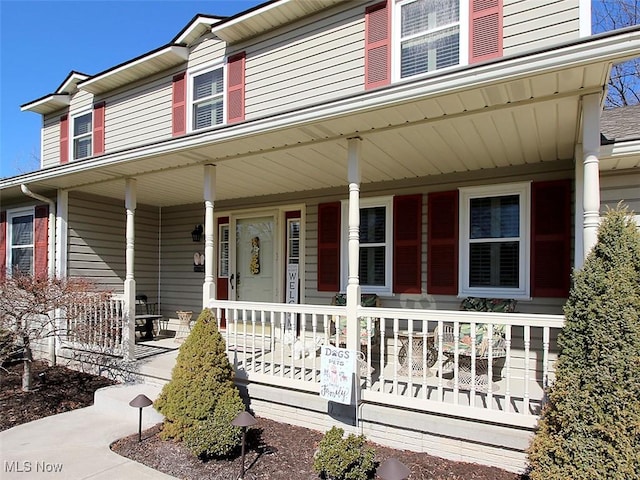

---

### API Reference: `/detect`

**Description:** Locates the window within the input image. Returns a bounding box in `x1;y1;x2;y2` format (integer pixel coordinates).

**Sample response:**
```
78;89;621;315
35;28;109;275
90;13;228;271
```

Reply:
459;183;530;298
341;197;392;293
7;208;34;275
72;112;92;160
394;0;468;79
190;65;224;131
287;218;301;266
218;223;230;278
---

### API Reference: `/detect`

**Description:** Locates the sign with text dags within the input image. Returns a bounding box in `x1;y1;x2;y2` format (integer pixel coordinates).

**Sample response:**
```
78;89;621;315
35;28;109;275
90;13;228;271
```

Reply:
320;345;357;405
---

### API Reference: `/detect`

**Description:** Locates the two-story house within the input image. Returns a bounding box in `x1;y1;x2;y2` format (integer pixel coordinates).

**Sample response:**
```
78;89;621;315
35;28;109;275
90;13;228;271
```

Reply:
1;0;639;472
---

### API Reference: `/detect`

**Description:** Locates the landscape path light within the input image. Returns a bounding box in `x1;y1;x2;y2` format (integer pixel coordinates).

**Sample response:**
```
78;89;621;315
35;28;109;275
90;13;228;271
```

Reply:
129;394;153;442
377;457;411;480
231;411;257;479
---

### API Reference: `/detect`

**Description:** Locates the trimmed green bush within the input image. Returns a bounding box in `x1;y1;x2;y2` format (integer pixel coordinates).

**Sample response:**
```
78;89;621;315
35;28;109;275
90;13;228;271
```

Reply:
527;206;640;479
313;426;375;480
155;308;245;458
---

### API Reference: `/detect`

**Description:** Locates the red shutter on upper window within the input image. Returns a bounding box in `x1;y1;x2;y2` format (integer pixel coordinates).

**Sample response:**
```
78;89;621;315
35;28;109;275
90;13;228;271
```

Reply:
227;52;246;123
317;202;341;292
59;114;69;164
427;191;459;295
393;194;422;293
0;212;6;280
531;179;571;298
93;102;105;155
365;1;390;90
172;72;186;136
469;0;503;63
34;205;49;279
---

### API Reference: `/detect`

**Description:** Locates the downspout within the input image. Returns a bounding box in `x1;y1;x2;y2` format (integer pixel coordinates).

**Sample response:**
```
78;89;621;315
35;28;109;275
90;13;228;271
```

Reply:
20;184;57;366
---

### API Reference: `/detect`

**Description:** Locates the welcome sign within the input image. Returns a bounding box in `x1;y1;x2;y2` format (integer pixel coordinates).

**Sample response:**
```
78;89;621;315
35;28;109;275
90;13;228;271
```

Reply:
320;345;357;405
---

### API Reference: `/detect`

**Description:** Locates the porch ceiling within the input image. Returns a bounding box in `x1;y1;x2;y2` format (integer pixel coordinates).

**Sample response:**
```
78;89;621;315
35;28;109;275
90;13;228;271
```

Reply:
4;28;639;207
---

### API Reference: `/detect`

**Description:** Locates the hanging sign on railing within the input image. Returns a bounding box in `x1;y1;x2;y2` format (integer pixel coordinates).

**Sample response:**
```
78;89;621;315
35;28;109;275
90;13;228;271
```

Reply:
320;345;357;405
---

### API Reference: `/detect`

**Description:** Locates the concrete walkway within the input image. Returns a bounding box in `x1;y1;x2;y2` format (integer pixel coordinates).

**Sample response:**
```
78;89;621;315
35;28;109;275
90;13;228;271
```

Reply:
0;383;178;479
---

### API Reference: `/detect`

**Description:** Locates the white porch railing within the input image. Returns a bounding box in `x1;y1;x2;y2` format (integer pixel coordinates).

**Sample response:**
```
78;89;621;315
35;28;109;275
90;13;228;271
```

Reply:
61;295;125;355
210;300;564;428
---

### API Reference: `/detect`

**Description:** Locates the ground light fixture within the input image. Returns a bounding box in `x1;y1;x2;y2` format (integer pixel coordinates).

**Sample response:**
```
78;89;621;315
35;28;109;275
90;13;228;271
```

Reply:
231;411;257;479
129;394;153;442
377;457;411;480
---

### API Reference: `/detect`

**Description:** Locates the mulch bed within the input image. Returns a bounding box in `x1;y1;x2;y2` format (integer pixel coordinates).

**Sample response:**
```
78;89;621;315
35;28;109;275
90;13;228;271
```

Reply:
1;359;527;479
111;419;527;480
0;360;116;432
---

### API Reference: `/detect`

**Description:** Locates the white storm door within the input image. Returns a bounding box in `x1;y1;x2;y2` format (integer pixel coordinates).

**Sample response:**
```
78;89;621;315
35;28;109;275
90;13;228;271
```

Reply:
231;215;276;302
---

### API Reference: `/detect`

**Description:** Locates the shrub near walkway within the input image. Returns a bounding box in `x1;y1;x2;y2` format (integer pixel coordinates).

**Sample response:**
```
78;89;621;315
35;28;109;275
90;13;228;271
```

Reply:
528;206;640;479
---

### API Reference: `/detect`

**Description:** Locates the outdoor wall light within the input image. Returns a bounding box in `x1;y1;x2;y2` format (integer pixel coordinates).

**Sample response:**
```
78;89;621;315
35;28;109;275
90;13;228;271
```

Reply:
231;411;257;479
191;224;203;242
129;394;153;442
377;457;411;480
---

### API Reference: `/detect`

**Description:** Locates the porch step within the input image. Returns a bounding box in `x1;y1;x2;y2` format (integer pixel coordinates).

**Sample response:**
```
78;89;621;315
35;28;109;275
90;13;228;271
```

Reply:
92;383;165;429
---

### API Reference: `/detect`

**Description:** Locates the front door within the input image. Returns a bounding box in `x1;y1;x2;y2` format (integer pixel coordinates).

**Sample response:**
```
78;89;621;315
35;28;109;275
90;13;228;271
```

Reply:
232;215;276;302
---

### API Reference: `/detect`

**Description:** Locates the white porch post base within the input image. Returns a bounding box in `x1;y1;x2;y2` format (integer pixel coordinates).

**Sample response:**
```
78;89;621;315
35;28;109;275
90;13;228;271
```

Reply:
123;279;136;360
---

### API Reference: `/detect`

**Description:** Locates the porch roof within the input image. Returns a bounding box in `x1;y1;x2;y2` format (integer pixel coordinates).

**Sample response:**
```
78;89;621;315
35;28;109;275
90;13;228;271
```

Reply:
2;28;640;207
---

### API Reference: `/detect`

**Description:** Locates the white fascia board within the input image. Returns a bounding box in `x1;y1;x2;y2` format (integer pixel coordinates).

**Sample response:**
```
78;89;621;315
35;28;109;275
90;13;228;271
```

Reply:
600;139;640;159
79;46;189;94
20;94;70;114
57;72;90;94
174;15;224;45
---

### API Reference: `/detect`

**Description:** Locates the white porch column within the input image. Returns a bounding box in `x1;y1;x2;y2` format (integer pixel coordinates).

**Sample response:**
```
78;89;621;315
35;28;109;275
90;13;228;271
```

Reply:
123;179;137;360
346;137;362;353
203;164;217;308
54;189;69;361
581;93;602;261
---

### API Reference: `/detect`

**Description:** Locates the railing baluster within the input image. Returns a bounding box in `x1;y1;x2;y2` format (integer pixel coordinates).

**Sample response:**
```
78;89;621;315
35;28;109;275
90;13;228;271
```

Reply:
393;317;399;395
524;325;531;414
378;316;386;393
453;319;460;403
505;324;512;413
542;326;550;405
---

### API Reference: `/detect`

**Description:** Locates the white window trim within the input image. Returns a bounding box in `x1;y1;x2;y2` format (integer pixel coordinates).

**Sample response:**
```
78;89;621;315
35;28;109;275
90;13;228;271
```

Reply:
340;196;393;295
6;206;35;276
186;61;226;133
458;182;531;300
71;109;93;160
392;0;469;82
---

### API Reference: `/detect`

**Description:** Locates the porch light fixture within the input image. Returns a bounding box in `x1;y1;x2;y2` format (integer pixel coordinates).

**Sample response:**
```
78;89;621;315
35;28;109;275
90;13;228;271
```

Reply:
191;224;203;242
129;394;153;442
377;457;410;480
231;411;257;479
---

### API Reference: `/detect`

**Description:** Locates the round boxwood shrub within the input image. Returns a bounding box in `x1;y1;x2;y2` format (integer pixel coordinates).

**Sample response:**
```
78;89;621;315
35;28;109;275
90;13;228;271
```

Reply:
527;206;640;479
155;308;245;458
313;426;376;480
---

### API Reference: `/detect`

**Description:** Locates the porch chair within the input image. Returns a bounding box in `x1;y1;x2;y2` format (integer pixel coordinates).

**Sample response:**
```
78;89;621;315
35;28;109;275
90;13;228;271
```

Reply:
435;297;516;390
135;294;159;340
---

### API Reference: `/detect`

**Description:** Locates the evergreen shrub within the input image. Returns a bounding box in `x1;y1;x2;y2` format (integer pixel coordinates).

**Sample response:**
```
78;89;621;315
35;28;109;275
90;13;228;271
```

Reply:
155;308;245;458
313;426;376;480
527;206;640;479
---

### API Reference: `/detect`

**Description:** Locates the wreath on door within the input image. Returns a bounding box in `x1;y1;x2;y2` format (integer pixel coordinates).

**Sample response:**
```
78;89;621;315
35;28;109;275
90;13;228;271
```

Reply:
249;236;260;274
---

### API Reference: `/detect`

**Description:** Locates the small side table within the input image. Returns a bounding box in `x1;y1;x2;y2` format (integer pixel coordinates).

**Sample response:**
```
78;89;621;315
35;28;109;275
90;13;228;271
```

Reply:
175;310;193;343
397;331;436;376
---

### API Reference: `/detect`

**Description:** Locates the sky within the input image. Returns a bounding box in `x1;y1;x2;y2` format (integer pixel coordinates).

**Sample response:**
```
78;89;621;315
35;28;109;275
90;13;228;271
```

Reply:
0;0;263;179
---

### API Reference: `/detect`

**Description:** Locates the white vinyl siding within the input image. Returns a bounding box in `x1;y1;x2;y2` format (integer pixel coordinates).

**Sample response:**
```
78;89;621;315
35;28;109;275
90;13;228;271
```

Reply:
503;0;580;55
41;114;61;169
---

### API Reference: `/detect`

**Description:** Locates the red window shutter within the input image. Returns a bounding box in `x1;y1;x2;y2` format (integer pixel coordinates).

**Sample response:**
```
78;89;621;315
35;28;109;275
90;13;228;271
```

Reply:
393;194;422;293
0;212;6;280
172;72;186;136
427;191;458;295
34;205;49;279
317;202;341;292
365;1;390;90
531;180;571;298
93;102;105;155
59;114;69;164
469;0;503;63
227;52;246;123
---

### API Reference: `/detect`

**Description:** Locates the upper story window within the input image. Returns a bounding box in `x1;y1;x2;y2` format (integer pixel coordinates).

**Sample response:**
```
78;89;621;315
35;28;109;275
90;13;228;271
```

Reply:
341;197;393;294
395;0;468;79
459;183;530;299
7;208;34;275
72;112;92;160
190;65;224;131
